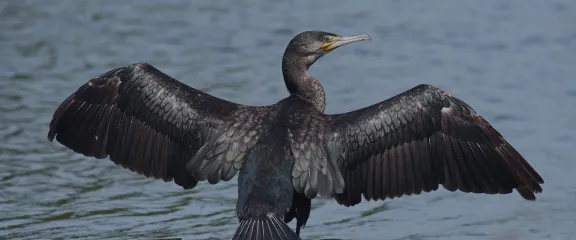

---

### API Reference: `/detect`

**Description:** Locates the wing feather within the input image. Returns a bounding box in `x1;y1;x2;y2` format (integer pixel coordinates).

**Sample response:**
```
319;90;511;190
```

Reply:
320;84;543;206
48;63;268;189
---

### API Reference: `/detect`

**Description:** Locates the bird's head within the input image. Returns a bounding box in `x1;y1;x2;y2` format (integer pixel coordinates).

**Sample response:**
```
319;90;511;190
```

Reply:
284;30;371;67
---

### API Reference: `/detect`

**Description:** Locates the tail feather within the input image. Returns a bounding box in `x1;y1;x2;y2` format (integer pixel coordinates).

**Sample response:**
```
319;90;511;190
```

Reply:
233;214;301;240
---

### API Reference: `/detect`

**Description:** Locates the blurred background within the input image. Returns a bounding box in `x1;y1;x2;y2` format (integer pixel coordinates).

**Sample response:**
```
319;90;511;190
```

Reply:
1;0;575;239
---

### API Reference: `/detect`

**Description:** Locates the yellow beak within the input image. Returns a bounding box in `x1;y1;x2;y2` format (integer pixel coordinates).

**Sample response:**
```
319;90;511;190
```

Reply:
320;34;371;52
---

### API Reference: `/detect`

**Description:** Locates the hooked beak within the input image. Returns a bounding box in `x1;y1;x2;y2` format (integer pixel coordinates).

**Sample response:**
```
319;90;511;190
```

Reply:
321;34;371;52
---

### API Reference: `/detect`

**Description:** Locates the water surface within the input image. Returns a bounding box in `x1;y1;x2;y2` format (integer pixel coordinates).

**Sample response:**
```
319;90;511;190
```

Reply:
1;0;576;239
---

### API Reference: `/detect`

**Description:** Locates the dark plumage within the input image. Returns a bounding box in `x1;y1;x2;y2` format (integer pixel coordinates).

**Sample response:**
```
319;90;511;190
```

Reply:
48;31;544;239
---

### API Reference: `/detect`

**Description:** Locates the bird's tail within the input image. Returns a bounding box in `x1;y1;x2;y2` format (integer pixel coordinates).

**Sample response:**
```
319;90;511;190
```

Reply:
232;214;301;240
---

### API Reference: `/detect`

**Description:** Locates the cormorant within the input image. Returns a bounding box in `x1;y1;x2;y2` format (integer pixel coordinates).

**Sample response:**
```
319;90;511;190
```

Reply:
48;31;544;240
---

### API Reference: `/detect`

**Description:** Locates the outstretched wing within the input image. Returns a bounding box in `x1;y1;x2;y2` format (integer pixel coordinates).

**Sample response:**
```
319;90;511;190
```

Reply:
48;63;268;189
316;84;543;206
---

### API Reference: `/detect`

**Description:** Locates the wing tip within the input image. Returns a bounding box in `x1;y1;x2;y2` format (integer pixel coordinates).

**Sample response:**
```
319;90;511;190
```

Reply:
457;104;546;201
493;141;545;199
47;131;56;142
517;186;541;201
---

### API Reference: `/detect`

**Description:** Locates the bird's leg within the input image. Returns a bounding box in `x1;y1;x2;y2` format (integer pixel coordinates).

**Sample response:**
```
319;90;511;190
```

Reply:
295;212;302;236
296;222;301;236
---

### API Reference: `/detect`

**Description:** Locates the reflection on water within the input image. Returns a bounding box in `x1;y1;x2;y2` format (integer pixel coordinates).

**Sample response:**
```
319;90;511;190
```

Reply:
1;0;576;239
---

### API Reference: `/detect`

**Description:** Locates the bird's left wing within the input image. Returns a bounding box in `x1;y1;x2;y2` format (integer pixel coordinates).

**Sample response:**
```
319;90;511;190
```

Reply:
48;63;269;189
313;84;543;206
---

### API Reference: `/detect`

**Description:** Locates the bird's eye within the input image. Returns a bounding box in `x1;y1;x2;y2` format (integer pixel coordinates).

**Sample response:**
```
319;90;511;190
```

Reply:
323;36;331;42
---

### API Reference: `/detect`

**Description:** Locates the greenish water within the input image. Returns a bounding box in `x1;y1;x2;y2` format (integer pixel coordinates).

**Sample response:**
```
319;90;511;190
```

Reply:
1;0;576;239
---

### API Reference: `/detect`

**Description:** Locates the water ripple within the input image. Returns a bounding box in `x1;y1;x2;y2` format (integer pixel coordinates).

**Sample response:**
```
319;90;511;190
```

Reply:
1;0;575;239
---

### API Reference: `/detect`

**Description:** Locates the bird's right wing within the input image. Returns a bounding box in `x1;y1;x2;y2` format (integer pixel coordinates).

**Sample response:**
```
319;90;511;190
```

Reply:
307;84;543;206
48;63;269;189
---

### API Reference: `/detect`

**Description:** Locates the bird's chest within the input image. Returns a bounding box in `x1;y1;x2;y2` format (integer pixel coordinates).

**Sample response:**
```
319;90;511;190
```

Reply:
255;102;327;165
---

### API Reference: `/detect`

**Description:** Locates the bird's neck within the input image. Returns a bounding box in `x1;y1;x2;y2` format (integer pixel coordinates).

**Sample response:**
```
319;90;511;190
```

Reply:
282;56;326;112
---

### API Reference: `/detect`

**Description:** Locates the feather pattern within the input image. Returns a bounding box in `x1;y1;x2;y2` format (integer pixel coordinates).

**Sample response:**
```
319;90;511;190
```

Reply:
48;63;269;189
318;84;544;206
48;31;544;238
234;213;301;240
288;84;543;206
